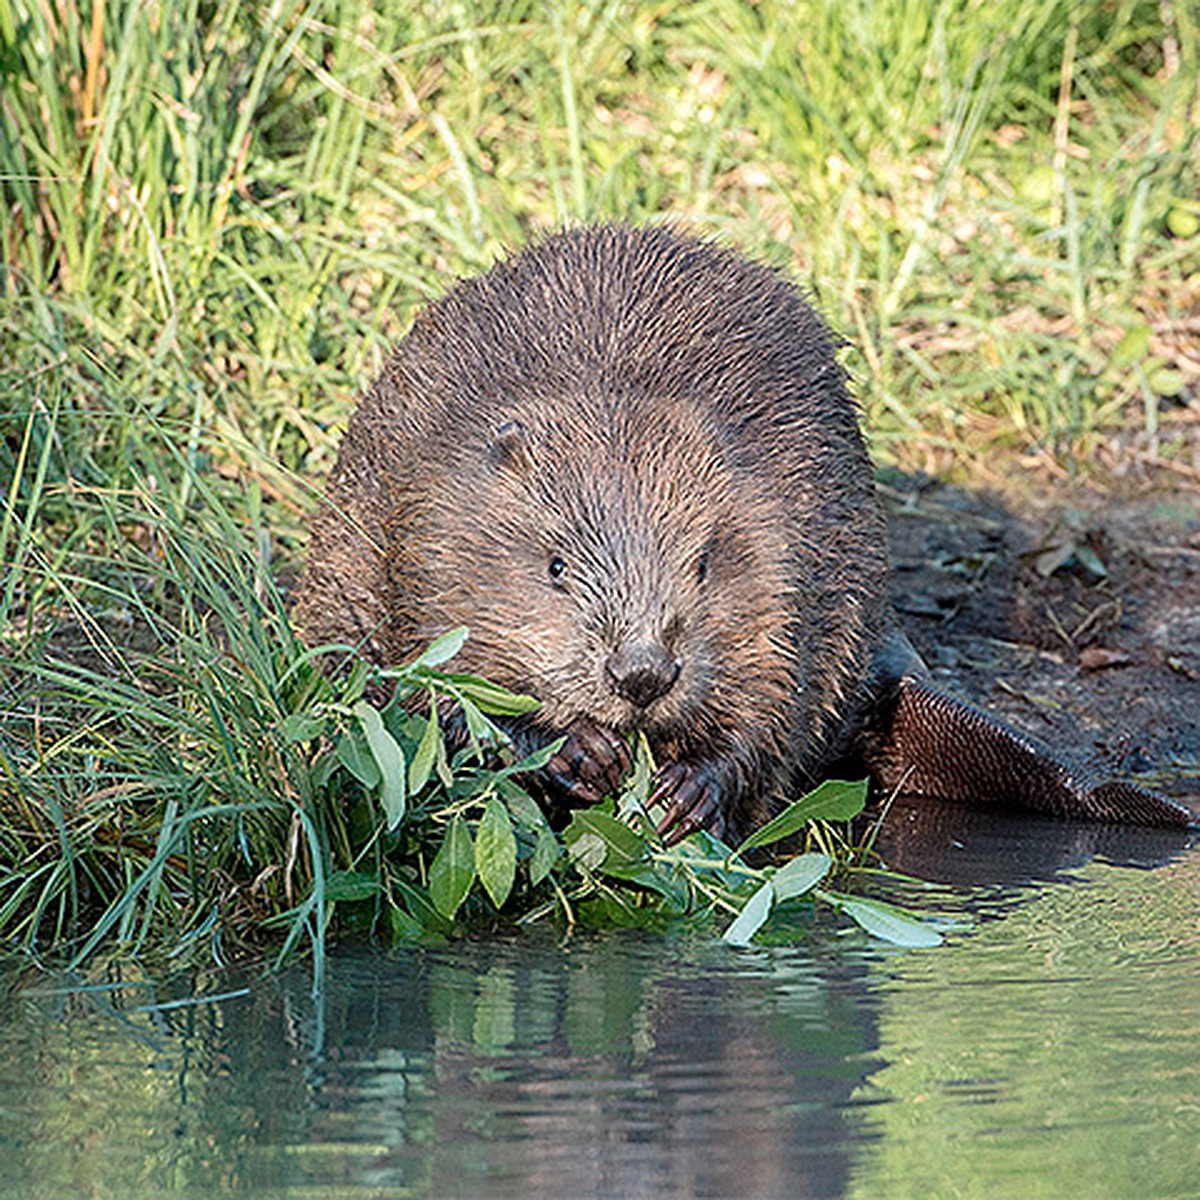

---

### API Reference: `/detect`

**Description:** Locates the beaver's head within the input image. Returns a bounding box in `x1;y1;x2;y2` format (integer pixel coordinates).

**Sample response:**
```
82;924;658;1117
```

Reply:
401;391;794;758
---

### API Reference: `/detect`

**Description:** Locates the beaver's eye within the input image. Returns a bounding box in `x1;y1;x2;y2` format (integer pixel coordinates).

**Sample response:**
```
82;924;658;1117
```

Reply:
548;555;568;587
695;549;709;584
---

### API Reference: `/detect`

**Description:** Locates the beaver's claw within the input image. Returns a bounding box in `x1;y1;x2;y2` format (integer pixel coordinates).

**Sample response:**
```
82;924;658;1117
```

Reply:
540;718;631;806
651;762;726;846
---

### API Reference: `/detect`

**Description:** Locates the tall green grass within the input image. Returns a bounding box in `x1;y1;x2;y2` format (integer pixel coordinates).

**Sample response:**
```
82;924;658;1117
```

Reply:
2;0;1196;966
3;1;1195;474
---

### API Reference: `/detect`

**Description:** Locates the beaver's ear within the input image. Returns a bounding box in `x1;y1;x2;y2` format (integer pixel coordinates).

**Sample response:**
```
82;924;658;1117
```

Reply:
489;419;535;475
864;674;1196;829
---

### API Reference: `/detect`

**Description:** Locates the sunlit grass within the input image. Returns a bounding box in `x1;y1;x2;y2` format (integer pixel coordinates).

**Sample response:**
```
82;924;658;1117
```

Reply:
4;2;1196;472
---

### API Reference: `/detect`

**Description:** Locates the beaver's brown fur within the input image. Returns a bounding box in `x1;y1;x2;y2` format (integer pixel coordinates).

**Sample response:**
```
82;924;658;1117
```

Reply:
297;223;1195;842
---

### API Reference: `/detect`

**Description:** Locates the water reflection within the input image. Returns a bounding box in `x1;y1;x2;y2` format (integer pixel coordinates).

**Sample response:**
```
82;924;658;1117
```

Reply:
1;939;884;1199
870;794;1195;887
847;850;1200;1200
1;823;1197;1200
315;940;884;1198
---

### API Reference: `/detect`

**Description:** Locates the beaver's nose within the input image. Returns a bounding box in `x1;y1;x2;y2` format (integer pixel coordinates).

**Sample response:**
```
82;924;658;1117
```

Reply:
606;641;681;709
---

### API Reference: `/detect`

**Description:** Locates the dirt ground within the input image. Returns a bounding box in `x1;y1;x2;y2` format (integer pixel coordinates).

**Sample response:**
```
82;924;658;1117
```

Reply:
865;471;1199;885
881;472;1200;805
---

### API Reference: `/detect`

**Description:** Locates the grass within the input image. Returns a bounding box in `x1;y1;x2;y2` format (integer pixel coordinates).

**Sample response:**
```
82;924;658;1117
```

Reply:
1;0;1197;969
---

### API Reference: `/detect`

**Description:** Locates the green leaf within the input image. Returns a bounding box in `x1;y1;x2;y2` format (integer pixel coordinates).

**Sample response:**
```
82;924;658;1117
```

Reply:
433;725;454;789
821;890;943;947
386;902;426;942
604;861;690;908
476;796;518;908
458;694;495;756
325;871;381;902
414;626;469;668
391;878;450;933
408;702;440;795
771;852;832;902
483;737;565;783
429;815;475;918
529;824;561;886
617;731;655;814
506;736;564;773
280;713;325;744
736;779;868;855
723;880;774;945
563;810;646;872
504;790;548;831
570;830;607;870
1147;367;1184;398
1112;323;1151;369
353;700;407;831
445;673;541;715
336;725;380;788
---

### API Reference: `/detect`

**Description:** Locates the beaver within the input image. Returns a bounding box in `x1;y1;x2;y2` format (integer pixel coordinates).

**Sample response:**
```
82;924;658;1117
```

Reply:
296;223;1196;844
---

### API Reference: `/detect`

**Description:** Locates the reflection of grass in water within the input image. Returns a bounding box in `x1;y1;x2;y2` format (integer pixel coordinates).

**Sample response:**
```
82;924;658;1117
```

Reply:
852;859;1200;1200
4;0;1190;965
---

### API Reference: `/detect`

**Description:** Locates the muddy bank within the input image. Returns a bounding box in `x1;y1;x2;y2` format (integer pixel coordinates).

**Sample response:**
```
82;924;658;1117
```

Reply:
882;476;1200;804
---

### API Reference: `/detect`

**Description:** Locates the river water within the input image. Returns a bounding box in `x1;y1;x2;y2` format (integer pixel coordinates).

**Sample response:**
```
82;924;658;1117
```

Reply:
1;804;1197;1199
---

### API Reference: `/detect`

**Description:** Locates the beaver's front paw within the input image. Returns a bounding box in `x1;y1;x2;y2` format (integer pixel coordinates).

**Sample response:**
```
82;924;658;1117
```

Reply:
650;762;726;846
537;718;631;808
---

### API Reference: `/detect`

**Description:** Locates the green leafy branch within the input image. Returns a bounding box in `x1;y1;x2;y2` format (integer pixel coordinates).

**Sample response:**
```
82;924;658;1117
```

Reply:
310;650;945;950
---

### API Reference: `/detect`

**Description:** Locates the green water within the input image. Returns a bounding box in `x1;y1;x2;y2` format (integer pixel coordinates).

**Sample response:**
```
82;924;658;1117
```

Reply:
1;814;1197;1199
